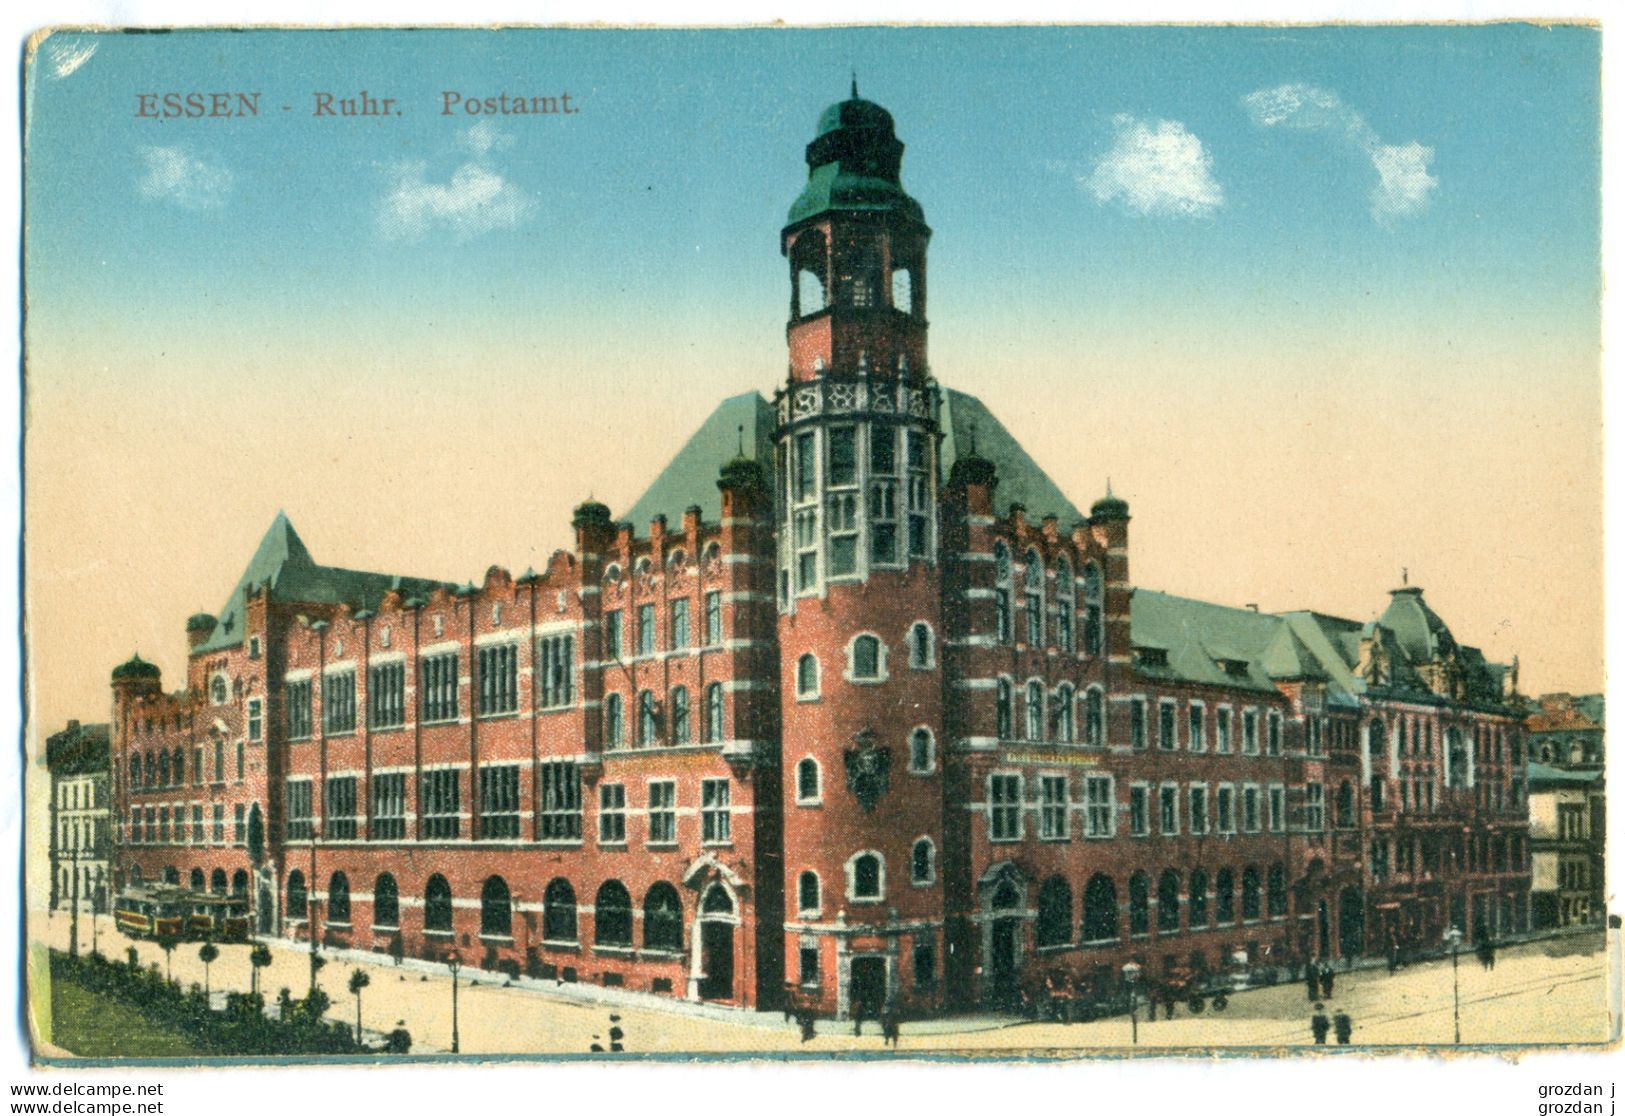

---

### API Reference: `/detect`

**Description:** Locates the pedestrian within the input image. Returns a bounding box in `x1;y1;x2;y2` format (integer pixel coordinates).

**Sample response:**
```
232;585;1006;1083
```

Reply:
1163;988;1175;1021
1387;938;1400;974
881;1008;899;1049
1311;1004;1331;1045
1320;962;1335;999
1477;938;1496;971
851;1004;865;1037
1333;1009;1353;1045
798;1010;816;1043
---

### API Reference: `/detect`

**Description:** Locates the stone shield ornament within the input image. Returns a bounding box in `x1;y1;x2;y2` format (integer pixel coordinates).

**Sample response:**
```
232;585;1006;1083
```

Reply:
843;729;891;812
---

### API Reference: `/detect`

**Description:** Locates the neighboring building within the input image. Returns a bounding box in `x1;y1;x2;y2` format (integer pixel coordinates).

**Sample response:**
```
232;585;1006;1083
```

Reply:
46;719;111;912
106;89;1531;1020
1525;694;1605;928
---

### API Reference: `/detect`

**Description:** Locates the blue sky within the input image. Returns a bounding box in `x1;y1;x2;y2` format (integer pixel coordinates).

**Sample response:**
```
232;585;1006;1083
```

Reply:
25;24;1600;375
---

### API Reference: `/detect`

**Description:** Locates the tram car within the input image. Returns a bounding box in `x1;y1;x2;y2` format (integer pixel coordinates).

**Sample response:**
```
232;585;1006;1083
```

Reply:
112;886;191;940
189;893;251;942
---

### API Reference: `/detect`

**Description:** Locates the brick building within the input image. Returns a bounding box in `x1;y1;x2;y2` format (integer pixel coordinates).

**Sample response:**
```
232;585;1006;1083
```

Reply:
106;89;1531;1020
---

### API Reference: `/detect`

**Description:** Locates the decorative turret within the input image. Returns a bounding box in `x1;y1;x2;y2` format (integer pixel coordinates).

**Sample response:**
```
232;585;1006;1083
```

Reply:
1090;484;1130;522
110;653;162;698
185;612;217;649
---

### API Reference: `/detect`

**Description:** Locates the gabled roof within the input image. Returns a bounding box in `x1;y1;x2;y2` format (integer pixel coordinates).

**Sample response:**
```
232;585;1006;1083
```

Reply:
194;513;453;653
618;386;1085;537
1128;590;1286;695
619;393;778;536
939;389;1083;526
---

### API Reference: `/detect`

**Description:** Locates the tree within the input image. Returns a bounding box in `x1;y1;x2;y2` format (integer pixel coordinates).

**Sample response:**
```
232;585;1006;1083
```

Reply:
199;942;220;998
249;942;273;995
158;935;179;983
348;969;371;1043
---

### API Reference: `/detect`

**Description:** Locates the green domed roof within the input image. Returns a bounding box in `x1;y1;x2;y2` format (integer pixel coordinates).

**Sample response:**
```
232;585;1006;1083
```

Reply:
815;96;896;138
788;87;925;227
572;497;613;530
718;454;767;492
1090;489;1130;521
112;653;161;681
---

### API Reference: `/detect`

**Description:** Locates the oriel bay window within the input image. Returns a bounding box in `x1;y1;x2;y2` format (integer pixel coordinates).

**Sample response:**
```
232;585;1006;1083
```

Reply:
420;769;461;839
540;761;582;841
478;764;520;838
477;642;519;716
368;663;405;730
324;775;357;840
420;653;459;724
285;680;312;740
323;670;357;734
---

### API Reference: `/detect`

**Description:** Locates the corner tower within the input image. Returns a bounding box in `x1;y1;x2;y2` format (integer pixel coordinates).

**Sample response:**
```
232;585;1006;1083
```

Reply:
774;87;948;1021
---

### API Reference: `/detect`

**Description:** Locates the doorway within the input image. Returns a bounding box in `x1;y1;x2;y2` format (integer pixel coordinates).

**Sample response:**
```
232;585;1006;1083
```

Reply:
699;920;734;1000
850;956;887;1020
990;919;1020;1004
1338;887;1365;958
257;885;273;934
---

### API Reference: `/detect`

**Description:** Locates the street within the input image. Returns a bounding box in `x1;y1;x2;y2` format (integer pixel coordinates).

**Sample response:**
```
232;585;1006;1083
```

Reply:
30;910;1614;1056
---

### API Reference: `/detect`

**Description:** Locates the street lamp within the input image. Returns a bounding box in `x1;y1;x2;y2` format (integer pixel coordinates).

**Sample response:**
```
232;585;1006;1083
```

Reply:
1121;961;1142;1046
91;867;103;957
1442;926;1463;1045
446;951;462;1054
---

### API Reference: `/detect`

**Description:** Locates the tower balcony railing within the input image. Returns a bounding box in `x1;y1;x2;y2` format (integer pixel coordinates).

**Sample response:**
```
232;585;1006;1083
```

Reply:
774;375;939;428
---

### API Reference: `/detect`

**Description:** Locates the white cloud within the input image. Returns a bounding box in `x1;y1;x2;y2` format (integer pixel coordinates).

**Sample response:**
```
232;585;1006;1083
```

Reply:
378;124;534;241
1242;82;1438;222
1085;114;1223;218
135;145;232;210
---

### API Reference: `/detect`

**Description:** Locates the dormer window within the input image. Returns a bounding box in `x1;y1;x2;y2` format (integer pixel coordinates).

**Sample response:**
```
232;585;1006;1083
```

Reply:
1221;658;1249;678
1135;647;1168;669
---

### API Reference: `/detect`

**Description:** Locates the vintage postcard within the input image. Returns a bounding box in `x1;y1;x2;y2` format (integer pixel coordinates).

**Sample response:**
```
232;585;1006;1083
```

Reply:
19;22;1613;1064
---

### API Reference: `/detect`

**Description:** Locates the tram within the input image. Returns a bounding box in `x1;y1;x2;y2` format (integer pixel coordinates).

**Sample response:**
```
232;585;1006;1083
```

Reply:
113;886;250;942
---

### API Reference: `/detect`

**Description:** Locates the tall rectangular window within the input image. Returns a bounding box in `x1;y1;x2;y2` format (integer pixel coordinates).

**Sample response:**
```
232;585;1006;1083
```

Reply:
537;634;575;708
603;610;622;659
1242;785;1261;833
323;670;357;734
1304;783;1325;832
284;779;313;841
1189;785;1209;835
870;480;899;565
1159;783;1179;835
704;592;722;646
1216;708;1231;753
1129;784;1149;836
191;804;203;844
477;643;519;716
669;599;691;651
420;769;461;840
235;740;244;780
371;773;406;840
478;764;520;838
248;698;263;742
540;762;582;841
1158;701;1177;751
1039;775;1068;840
1268;785;1286;833
907;473;931;558
1188;705;1205;752
598;783;626;844
827;426;856;486
285;680;312;740
1267;712;1282;756
794;431;817;502
420;653;459;723
701;778;731;844
1242;709;1259;755
795;509;819;590
637;603;656;656
1131;699;1147;750
367;663;406;729
324;775;358;840
988;773;1022;841
233;803;245;845
1084;775;1114;837
1216;784;1235;833
647;780;676;845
